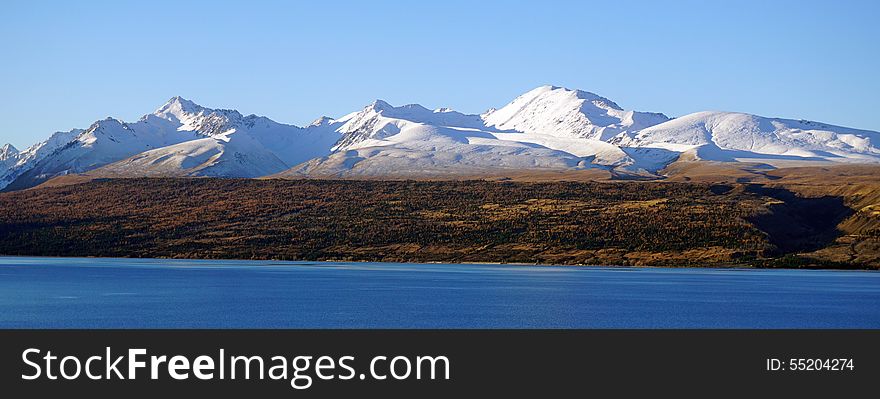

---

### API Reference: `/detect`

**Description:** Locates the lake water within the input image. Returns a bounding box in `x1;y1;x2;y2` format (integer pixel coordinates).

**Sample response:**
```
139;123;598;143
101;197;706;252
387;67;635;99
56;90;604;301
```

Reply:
0;257;878;328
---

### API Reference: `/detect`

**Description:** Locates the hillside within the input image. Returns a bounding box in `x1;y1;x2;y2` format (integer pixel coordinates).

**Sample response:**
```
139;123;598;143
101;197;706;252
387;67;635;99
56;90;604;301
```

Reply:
0;176;875;268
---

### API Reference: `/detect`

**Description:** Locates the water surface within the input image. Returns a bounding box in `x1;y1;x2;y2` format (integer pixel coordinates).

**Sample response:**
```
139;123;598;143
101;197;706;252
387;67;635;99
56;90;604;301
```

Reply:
1;257;878;328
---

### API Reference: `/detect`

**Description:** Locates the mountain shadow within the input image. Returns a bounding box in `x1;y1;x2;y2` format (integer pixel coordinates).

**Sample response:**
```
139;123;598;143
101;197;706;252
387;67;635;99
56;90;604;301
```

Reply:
746;185;853;255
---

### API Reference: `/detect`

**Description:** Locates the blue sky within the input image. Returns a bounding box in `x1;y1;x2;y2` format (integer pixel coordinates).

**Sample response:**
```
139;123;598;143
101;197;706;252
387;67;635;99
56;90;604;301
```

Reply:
1;0;878;149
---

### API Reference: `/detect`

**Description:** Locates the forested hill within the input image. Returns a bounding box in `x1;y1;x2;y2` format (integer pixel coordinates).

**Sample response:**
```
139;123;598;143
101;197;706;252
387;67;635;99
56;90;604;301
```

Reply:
0;178;875;269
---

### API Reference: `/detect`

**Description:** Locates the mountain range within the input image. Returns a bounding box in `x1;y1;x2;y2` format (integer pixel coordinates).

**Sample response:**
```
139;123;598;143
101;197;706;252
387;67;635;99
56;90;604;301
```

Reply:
2;85;879;190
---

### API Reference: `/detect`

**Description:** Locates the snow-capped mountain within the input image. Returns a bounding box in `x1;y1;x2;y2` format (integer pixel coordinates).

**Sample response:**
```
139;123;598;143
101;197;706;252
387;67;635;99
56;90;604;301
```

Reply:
2;97;339;189
0;144;18;174
1;128;84;189
483;86;670;141
287;86;682;177
286;89;653;178
97;98;339;179
329;99;487;151
612;111;880;164
3;86;879;190
0;144;16;162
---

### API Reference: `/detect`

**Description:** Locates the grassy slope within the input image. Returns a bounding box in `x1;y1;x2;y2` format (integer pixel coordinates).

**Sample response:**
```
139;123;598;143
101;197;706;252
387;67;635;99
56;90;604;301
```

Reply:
1;170;877;268
662;162;880;266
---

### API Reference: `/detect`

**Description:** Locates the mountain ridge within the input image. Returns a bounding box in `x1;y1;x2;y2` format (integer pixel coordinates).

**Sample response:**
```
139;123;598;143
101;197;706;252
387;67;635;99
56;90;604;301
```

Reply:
3;86;879;190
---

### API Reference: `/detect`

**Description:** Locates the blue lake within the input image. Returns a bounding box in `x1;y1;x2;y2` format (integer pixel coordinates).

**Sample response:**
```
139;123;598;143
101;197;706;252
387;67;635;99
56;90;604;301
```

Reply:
0;257;878;328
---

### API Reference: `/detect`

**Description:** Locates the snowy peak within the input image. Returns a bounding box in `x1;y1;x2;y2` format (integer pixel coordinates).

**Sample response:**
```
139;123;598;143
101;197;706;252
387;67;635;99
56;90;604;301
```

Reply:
0;144;18;160
361;100;436;120
616;111;880;163
74;118;132;145
483;85;669;141
80;98;339;182
536;85;624;110
146;96;247;138
151;96;205;122
331;99;488;151
489;85;624;116
3;98;301;190
309;116;334;127
5;86;880;191
367;99;394;113
0;144;20;183
348;99;482;127
332;101;402;150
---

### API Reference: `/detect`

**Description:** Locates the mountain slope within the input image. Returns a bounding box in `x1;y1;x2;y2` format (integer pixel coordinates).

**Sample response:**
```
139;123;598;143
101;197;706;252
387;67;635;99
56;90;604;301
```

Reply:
97;135;288;178
614;111;880;165
5;97;340;189
0;144;19;180
0;144;17;165
0;129;83;189
286;97;622;178
5;116;200;190
5;86;880;190
483;85;670;141
97;109;339;179
284;86;683;177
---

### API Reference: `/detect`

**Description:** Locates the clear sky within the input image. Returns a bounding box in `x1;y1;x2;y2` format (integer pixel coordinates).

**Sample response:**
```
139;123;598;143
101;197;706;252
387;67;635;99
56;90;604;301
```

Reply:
1;0;878;149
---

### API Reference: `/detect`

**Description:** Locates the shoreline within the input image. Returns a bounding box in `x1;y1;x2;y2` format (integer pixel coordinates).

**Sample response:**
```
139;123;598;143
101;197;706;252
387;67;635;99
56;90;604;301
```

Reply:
3;254;876;272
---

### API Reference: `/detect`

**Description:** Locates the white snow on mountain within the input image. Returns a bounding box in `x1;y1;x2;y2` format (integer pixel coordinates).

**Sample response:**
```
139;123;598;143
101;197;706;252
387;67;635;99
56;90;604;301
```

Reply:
0;144;18;176
292;95;624;177
292;86;681;177
4;97;340;189
613;111;880;165
0;128;84;189
291;123;598;178
329;100;487;151
99;134;289;178
100;113;339;178
483;86;670;141
5;113;201;190
0;143;16;162
3;86;879;189
0;143;16;156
